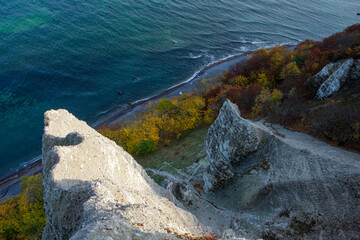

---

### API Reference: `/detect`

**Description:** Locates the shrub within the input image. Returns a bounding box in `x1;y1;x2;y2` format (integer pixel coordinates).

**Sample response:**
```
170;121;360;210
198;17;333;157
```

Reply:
231;75;249;87
156;99;173;112
204;86;222;107
269;46;291;69
239;85;263;113
0;174;46;240
320;24;360;51
245;48;272;75
280;62;301;81
203;107;217;125
312;103;360;149
224;85;243;104
137;140;156;156
256;72;271;88
252;89;282;118
207;84;263;116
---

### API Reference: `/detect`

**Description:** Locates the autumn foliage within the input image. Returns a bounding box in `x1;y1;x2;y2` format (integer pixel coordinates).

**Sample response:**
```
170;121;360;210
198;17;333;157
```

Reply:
99;94;207;155
1;24;360;240
206;24;360;150
99;24;360;154
0;174;46;240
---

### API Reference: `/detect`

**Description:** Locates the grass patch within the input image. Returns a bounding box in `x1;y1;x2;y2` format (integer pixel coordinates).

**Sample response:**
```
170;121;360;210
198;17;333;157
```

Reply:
136;127;209;184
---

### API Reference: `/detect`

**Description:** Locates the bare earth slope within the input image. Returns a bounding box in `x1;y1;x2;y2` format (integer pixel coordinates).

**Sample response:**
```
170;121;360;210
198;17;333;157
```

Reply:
184;101;360;239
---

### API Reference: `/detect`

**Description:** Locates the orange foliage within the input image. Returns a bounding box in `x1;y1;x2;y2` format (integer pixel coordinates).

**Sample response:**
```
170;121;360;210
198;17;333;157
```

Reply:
100;24;360;156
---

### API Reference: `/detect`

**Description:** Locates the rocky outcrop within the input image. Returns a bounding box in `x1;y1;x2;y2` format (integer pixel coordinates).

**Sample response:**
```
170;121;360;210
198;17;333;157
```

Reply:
42;109;201;240
306;60;345;87
315;59;353;99
206;100;260;163
306;58;359;99
198;100;360;239
204;100;260;191
41;103;360;239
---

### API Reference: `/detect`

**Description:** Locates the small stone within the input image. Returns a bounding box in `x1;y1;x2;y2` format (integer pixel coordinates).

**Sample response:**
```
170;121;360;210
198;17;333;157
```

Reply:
162;179;193;202
222;229;237;239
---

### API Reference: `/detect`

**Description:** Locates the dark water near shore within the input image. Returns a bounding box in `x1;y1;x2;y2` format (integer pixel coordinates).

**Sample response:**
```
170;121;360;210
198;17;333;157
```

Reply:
0;0;359;177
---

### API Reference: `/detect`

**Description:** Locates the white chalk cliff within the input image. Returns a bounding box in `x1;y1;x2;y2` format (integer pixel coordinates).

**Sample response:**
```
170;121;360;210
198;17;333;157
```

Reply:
306;58;360;99
197;101;360;239
42;109;200;240
42;102;360;239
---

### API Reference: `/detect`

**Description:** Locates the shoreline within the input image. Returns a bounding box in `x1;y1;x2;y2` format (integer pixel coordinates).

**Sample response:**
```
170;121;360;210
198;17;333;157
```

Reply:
0;157;42;201
0;45;293;201
91;51;252;128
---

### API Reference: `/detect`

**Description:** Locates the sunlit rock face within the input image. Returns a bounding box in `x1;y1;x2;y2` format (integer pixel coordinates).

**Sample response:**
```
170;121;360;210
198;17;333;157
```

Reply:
42;109;200;240
202;100;360;239
41;103;360;240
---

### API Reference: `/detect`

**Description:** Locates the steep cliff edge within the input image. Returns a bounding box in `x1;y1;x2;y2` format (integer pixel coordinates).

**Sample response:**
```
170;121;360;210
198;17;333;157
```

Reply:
41;104;360;239
42;109;200;240
196;100;360;239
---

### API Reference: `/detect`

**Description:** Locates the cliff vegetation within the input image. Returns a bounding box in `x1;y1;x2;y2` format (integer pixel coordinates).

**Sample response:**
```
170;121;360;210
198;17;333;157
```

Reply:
1;24;360;239
101;24;360;153
0;174;45;240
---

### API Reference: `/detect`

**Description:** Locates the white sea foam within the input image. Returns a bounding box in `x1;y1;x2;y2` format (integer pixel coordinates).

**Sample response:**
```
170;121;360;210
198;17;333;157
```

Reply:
188;53;203;59
251;40;265;45
239;46;248;52
95;107;114;117
6;155;42;178
239;37;265;45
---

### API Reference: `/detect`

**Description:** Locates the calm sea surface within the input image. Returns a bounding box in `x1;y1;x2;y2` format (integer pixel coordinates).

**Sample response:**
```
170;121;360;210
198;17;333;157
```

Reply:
0;0;358;177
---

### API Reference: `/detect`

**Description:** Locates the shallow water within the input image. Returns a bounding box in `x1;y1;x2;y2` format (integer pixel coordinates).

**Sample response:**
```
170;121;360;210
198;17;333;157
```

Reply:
0;0;359;177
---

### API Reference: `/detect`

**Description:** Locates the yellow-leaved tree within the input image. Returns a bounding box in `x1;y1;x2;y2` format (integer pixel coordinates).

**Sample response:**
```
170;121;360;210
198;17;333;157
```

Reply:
252;89;283;118
98;94;206;156
0;174;46;240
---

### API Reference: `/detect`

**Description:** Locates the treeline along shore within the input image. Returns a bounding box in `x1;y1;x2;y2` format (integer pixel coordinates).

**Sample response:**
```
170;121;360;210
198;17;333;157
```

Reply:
1;24;360;240
0;48;258;201
2;23;360;201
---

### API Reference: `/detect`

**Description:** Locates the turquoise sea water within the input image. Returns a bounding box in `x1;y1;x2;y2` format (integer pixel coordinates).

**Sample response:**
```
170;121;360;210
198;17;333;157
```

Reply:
0;0;359;177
